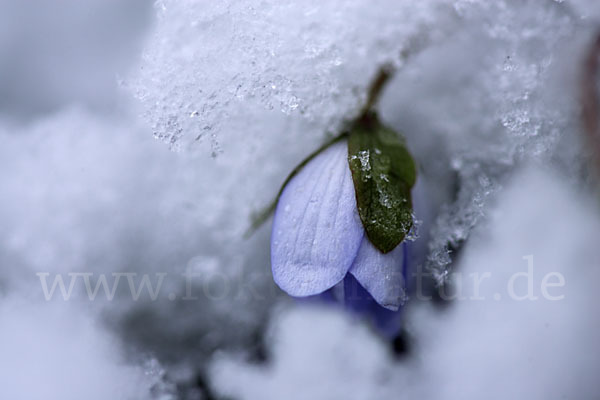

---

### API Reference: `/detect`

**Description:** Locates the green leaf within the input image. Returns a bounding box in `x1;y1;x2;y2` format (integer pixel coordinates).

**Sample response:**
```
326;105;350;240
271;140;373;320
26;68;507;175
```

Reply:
347;112;416;253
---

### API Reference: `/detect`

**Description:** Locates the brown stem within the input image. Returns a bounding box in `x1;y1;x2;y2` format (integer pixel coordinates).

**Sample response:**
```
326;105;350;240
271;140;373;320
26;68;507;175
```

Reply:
581;30;600;172
361;65;395;116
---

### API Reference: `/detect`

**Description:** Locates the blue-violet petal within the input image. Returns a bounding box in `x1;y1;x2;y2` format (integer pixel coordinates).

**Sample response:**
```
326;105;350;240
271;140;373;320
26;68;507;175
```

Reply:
348;238;407;311
271;140;364;296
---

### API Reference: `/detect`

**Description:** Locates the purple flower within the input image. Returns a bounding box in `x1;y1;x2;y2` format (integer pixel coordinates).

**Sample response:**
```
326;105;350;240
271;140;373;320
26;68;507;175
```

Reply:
271;140;411;316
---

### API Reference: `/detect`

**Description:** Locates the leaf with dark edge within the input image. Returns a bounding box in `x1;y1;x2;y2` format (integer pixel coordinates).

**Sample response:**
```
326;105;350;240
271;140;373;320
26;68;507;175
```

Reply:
347;112;416;253
244;132;349;238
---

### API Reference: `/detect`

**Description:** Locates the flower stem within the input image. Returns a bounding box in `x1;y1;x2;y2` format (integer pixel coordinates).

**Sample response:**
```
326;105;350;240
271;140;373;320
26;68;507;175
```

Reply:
360;65;395;116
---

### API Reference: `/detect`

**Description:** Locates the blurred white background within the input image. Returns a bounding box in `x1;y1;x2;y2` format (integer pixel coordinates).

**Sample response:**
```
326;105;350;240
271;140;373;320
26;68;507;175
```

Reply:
1;0;599;399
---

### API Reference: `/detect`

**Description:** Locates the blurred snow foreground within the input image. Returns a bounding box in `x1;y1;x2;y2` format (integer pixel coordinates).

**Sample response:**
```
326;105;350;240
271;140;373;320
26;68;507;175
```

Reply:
211;167;600;400
0;0;599;399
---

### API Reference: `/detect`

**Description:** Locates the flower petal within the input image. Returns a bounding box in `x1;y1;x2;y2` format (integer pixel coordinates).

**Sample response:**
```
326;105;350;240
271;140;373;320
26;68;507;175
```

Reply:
348;238;407;311
271;140;364;296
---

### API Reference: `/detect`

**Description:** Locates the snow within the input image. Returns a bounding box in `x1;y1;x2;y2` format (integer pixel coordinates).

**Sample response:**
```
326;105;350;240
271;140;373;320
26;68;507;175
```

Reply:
132;0;599;280
0;296;167;400
1;0;600;398
413;166;600;400
131;0;458;153
211;305;401;400
209;166;600;400
380;0;593;280
0;0;152;120
0;107;276;396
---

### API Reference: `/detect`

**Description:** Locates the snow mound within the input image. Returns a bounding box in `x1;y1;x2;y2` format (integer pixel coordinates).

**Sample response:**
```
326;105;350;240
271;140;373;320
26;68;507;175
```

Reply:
0;297;169;400
131;0;457;153
209;166;600;400
132;0;599;278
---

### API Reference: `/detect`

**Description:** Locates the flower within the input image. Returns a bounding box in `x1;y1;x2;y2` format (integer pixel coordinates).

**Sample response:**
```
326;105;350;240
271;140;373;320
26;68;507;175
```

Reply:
271;139;416;326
